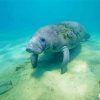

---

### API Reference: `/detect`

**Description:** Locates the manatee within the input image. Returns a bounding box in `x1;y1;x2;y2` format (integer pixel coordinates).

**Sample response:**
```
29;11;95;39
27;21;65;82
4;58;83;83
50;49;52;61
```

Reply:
26;21;90;74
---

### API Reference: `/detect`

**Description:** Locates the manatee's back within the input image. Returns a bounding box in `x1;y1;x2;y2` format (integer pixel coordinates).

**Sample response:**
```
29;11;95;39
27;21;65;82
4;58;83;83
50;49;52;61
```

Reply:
34;22;90;51
57;21;90;42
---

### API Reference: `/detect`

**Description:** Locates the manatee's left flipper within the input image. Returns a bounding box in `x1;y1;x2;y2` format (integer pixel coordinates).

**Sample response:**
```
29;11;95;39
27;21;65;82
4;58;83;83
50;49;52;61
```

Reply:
30;53;38;68
61;46;69;74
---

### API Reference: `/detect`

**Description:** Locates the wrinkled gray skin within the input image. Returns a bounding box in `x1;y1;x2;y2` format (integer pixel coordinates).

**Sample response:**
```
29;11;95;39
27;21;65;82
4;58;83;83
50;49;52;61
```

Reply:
26;21;90;74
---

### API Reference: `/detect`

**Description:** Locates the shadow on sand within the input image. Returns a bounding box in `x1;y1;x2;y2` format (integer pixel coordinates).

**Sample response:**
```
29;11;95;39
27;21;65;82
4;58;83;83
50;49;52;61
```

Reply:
32;45;82;78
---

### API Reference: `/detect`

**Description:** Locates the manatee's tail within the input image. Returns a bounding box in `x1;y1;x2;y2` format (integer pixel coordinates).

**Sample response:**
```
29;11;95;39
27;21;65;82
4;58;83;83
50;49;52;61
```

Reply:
83;33;91;41
85;33;90;40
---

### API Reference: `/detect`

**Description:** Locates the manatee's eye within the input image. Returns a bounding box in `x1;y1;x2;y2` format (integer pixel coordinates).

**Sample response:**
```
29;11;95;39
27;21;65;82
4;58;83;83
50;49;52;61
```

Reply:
40;37;45;42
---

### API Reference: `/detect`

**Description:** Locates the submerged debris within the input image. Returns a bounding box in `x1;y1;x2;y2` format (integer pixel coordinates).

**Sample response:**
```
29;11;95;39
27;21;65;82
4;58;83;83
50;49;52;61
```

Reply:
16;65;25;71
16;66;23;71
0;80;13;95
15;61;29;72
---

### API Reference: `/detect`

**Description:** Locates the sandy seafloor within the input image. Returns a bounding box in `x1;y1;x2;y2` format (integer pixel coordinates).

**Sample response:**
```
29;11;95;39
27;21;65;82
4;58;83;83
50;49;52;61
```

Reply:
0;32;100;100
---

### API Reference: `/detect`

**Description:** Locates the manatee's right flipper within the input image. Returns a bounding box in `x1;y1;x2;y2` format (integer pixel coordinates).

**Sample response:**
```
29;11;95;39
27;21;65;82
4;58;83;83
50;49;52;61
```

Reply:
30;53;38;68
61;46;69;74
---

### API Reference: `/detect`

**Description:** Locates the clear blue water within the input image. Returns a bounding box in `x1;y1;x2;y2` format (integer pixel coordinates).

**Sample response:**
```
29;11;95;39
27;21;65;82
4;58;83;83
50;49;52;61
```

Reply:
0;0;100;99
0;0;100;66
0;0;100;32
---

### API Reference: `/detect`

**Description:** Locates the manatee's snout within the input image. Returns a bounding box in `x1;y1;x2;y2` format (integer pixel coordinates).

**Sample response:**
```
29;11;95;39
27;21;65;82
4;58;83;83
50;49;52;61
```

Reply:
26;36;46;54
26;45;33;53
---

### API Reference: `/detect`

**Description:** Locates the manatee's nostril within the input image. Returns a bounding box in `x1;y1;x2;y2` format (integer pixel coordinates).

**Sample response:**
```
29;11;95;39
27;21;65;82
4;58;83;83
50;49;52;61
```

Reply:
26;48;32;53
